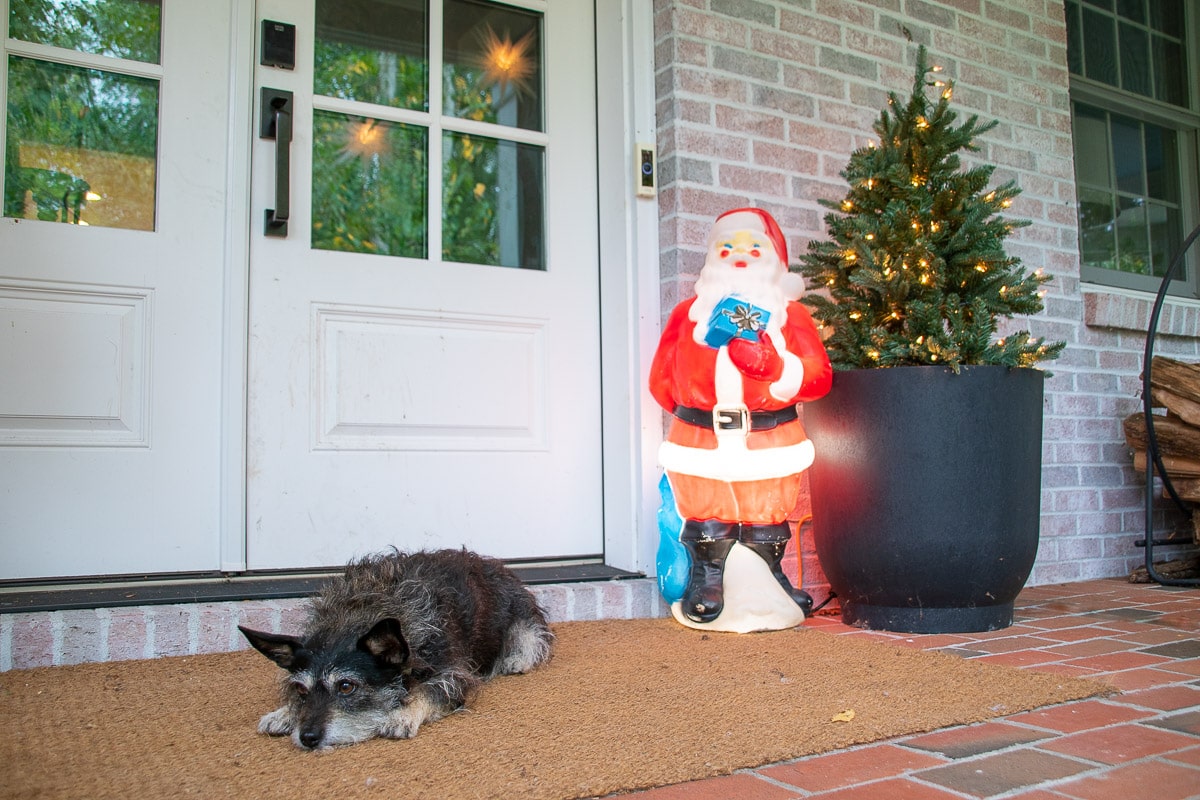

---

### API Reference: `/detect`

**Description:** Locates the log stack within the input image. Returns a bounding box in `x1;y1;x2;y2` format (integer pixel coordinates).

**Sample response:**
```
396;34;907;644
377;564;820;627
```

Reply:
1123;356;1200;581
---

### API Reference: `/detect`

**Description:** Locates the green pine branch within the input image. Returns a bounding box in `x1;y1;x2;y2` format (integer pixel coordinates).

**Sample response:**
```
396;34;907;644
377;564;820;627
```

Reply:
798;45;1065;371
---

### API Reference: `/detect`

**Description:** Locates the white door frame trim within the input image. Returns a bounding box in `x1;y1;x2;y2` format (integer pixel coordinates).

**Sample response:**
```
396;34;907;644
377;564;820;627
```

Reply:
596;0;661;574
217;0;661;575
219;0;255;572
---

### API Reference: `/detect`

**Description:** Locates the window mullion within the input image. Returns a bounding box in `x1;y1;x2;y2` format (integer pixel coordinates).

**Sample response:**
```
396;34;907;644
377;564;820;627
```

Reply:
1105;109;1122;270
427;0;443;266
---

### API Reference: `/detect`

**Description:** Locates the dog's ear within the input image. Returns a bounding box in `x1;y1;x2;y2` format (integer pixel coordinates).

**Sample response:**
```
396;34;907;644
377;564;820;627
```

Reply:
238;626;307;670
357;618;410;667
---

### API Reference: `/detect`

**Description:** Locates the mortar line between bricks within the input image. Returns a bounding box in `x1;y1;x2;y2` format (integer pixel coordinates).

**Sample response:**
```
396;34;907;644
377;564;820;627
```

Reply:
97;607;111;663
143;607;157;660
50;610;64;666
983;752;1200;800
902;712;1138;759
1028;721;1200;763
795;766;982;800
187;604;200;655
902;773;988;800
908;753;1115;800
0;613;11;671
911;736;1155;799
740;767;817;796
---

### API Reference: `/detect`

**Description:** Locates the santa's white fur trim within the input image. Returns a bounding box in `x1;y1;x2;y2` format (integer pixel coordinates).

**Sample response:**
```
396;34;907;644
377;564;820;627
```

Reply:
769;350;804;402
780;271;807;300
659;438;815;481
713;347;742;405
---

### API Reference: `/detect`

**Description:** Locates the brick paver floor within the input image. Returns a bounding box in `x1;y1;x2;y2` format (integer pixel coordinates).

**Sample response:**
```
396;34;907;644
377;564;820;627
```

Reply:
608;578;1200;799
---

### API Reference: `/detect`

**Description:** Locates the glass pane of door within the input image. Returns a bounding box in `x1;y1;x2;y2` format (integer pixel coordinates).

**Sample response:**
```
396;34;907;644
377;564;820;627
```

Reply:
314;0;427;110
442;132;543;268
312;111;428;257
4;3;160;231
310;0;547;269
8;0;162;63
442;0;542;132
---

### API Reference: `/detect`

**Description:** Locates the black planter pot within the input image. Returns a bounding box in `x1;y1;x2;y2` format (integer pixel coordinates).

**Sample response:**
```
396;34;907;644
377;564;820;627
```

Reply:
804;365;1044;633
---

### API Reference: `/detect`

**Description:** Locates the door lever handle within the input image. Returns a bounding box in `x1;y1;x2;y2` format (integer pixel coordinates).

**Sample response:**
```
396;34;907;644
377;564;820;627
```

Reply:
260;88;293;237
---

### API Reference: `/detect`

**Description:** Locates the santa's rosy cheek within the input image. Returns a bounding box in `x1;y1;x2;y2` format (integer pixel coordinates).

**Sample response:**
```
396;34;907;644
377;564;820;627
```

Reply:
750;249;761;258
719;249;731;258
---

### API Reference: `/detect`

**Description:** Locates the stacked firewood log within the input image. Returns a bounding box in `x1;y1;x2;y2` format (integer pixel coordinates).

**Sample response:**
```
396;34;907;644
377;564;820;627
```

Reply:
1122;356;1200;582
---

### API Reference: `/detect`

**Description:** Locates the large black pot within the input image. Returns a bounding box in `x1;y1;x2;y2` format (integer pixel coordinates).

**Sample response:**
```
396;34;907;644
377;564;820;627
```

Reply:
804;365;1044;633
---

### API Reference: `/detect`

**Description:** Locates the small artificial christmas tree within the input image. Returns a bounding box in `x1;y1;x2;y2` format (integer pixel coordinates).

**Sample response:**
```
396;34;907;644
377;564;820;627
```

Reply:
798;46;1065;371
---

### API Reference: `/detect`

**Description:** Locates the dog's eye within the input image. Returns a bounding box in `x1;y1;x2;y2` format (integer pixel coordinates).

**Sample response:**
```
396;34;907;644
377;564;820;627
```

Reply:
336;680;357;696
292;682;309;697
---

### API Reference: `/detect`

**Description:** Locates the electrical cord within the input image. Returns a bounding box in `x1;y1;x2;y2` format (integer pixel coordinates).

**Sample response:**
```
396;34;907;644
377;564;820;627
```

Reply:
1140;222;1200;586
811;591;837;614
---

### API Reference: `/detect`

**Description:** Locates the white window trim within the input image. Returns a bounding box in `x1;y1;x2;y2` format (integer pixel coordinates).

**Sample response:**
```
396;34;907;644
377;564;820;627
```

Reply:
1070;4;1200;299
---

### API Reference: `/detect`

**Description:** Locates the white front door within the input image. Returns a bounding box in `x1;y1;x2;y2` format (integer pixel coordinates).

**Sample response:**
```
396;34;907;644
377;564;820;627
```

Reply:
246;0;603;568
0;0;234;579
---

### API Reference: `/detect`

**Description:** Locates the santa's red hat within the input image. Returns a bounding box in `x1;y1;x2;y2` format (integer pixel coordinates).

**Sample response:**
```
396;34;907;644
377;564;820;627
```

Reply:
710;207;788;265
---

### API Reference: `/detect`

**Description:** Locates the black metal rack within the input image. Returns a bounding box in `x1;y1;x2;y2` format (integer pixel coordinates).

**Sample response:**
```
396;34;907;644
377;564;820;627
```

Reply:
1140;222;1200;587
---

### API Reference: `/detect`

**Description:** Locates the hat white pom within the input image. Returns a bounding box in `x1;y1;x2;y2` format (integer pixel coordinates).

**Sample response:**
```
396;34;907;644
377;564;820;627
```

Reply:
780;271;806;300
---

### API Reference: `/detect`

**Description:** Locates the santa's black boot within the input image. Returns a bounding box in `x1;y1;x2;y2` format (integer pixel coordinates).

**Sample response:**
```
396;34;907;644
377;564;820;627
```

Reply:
679;520;737;623
740;523;813;614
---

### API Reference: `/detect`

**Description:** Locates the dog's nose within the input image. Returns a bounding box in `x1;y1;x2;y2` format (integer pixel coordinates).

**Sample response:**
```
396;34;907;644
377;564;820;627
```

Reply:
299;730;322;749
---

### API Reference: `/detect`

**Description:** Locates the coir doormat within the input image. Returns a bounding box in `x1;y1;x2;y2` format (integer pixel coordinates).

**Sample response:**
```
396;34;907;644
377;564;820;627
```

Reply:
0;617;1110;799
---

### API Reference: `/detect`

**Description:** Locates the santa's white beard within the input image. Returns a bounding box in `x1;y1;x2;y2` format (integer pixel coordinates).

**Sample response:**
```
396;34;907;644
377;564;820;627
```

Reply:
689;261;788;346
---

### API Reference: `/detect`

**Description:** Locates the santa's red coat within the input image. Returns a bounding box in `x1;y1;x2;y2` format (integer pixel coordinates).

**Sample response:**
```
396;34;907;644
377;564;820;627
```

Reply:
650;297;831;414
649;297;832;524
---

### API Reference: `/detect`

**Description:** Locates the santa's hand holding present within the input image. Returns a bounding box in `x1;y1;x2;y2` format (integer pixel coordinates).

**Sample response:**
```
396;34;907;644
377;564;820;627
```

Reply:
649;208;832;632
727;332;784;381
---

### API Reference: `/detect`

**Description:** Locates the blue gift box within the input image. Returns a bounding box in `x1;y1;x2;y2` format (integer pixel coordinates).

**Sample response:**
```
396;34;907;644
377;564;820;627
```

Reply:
704;296;771;348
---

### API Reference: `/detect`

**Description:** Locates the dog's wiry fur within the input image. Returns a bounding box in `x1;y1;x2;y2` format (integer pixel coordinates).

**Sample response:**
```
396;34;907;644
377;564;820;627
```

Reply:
238;548;552;750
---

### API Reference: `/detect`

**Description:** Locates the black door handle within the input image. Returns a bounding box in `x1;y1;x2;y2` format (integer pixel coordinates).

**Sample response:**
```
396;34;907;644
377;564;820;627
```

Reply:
260;88;293;237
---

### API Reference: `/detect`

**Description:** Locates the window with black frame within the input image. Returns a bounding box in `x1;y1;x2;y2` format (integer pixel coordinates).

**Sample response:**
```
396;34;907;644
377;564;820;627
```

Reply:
1065;0;1199;296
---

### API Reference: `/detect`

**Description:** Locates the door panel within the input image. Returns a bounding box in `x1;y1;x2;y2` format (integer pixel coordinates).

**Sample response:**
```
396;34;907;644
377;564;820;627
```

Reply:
0;0;233;579
246;0;603;569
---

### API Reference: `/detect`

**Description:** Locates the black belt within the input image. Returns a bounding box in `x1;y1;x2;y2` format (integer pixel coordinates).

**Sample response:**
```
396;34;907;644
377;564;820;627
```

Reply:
673;404;799;432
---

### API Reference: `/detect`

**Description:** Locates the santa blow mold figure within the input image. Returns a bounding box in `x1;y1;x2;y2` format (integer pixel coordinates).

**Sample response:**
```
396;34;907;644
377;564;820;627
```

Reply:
650;208;832;632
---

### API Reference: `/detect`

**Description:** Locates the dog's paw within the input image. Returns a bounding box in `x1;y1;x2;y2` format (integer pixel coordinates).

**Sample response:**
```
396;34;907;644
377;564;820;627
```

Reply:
379;696;436;740
379;709;423;739
258;707;295;736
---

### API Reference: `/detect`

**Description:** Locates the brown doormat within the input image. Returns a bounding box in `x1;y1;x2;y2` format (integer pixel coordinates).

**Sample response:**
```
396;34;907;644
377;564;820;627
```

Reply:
1;617;1109;800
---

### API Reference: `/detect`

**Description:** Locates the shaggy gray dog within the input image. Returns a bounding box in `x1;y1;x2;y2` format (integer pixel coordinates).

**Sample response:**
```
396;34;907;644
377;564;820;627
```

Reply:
239;548;552;750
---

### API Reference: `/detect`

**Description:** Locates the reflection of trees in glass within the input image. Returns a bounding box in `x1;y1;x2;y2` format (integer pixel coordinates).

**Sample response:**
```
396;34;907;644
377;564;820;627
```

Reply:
312;33;430;257
4;56;158;227
443;1;543;131
311;111;427;258
314;41;427;110
10;0;162;63
442;133;544;269
314;4;549;267
443;133;499;265
314;0;427;109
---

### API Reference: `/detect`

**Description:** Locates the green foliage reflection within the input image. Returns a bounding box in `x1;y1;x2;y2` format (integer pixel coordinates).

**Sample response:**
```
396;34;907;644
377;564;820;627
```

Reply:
4;56;158;229
442;133;544;269
10;0;162;63
311;111;427;258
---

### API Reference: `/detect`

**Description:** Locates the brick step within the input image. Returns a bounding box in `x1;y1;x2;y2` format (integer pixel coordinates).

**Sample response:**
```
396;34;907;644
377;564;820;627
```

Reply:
0;578;670;671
